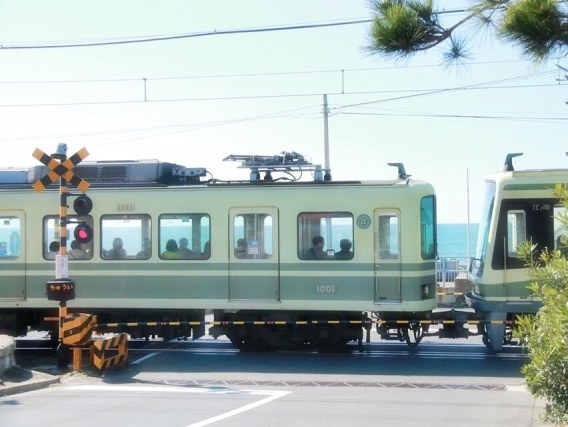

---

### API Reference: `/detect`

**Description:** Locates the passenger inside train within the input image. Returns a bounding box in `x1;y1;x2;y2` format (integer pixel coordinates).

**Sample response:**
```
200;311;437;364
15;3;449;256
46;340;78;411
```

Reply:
305;236;328;260
69;240;88;259
335;238;353;260
46;241;60;259
106;237;127;259
136;238;152;259
178;238;195;258
162;239;180;259
235;238;248;258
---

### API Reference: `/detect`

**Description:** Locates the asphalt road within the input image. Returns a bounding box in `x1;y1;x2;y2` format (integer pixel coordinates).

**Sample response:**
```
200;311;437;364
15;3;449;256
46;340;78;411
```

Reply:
3;335;548;427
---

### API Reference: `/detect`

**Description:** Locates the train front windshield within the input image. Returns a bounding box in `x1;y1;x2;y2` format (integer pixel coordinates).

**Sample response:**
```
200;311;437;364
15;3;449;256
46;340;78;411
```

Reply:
472;181;496;277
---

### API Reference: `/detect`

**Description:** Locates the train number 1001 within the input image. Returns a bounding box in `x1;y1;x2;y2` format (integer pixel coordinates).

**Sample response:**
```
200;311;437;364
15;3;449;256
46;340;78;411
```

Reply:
315;285;336;294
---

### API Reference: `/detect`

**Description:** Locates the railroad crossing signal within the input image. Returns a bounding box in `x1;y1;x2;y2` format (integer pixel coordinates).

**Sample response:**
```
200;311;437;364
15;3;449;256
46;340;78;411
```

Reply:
32;146;90;192
32;144;103;370
32;144;91;302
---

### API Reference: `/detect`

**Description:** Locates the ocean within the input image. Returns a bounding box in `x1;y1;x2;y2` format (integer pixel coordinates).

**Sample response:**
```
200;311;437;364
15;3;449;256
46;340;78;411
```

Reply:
437;223;479;259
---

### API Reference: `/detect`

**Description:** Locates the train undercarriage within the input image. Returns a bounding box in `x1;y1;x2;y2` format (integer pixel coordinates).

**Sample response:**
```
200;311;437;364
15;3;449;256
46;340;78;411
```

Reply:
209;310;366;351
373;309;516;351
1;306;518;353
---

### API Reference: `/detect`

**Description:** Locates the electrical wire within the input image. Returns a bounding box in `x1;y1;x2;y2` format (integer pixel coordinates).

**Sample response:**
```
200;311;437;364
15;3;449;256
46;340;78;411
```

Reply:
0;58;534;85
0;19;372;50
0;8;470;50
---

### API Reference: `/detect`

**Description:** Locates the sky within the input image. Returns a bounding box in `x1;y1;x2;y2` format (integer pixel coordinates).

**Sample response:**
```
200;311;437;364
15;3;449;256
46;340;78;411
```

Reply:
0;0;566;223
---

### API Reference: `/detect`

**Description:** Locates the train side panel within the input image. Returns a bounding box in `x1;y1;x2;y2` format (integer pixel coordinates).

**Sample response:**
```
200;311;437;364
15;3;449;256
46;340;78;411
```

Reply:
0;179;437;342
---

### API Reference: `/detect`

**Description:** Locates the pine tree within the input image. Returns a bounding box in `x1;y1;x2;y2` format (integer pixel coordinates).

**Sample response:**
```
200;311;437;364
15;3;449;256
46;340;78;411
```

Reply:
368;0;568;65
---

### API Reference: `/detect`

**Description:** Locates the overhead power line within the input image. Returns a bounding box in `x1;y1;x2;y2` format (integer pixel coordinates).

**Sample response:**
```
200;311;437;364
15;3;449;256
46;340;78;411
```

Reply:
0;58;541;85
0;9;468;50
339;111;568;123
330;71;559;112
0;19;372;50
0;81;559;108
0;82;559;108
0;66;558;108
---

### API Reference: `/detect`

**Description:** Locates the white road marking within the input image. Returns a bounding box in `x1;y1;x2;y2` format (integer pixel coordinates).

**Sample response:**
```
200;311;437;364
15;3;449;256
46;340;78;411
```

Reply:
67;384;291;426
506;385;529;393
186;390;290;427
67;384;215;393
130;352;159;365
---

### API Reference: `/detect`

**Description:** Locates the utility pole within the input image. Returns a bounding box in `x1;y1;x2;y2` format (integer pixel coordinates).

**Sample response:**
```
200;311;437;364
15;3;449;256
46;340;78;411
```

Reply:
466;168;471;260
323;94;331;181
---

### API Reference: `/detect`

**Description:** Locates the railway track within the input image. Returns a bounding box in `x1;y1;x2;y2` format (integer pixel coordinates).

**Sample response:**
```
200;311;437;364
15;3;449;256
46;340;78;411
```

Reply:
14;332;528;374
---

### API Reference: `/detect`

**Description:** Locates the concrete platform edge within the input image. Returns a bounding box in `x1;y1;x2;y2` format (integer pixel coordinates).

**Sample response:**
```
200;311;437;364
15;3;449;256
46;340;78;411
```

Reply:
0;366;61;397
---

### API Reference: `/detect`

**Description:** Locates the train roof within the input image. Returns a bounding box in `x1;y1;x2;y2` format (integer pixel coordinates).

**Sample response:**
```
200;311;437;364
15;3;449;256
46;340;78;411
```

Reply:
498;152;568;176
0;152;421;190
480;152;568;181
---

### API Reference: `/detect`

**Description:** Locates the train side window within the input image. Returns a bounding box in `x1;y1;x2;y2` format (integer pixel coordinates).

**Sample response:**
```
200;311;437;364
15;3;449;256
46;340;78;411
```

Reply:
0;217;21;258
101;214;151;260
493;199;557;270
420;195;436;260
507;210;527;257
554;204;568;253
43;215;94;260
233;213;272;259
159;214;211;260
297;212;353;260
378;214;399;260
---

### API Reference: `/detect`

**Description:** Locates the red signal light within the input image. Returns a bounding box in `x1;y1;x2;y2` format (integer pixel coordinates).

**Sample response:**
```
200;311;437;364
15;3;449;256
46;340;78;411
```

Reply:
74;222;93;244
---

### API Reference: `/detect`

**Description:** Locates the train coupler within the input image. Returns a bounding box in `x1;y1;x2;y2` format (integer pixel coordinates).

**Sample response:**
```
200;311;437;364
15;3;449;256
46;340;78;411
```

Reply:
432;309;472;339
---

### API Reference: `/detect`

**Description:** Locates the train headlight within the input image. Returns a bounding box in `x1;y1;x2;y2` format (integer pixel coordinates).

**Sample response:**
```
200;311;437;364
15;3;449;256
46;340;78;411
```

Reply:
421;284;430;299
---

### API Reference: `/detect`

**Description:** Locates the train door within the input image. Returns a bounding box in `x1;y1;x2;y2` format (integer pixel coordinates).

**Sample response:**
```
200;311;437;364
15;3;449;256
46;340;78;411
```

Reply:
229;207;279;301
374;209;402;303
0;211;25;300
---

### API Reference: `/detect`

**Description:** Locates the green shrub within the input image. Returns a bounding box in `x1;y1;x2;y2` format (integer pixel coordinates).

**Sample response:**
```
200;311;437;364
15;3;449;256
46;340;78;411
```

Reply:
515;184;568;424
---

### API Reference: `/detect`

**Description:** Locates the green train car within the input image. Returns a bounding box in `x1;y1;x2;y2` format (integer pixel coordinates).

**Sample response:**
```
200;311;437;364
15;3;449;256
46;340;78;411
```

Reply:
466;153;568;351
0;152;437;350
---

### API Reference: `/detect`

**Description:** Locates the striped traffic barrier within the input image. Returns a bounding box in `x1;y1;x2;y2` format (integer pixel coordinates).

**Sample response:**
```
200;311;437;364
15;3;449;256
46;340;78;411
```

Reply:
90;333;128;371
61;313;97;346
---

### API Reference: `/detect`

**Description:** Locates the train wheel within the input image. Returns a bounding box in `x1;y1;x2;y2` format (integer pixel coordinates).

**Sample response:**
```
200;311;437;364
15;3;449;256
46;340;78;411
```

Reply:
482;330;510;351
313;332;346;352
403;321;423;348
241;334;267;351
226;327;266;352
482;312;507;352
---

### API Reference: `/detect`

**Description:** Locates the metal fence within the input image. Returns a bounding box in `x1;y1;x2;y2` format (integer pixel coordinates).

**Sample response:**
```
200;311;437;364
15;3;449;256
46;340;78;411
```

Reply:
436;257;473;307
436;257;471;283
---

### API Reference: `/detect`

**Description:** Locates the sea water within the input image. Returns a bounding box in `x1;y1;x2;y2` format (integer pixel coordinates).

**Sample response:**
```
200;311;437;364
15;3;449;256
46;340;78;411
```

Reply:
437;223;479;259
